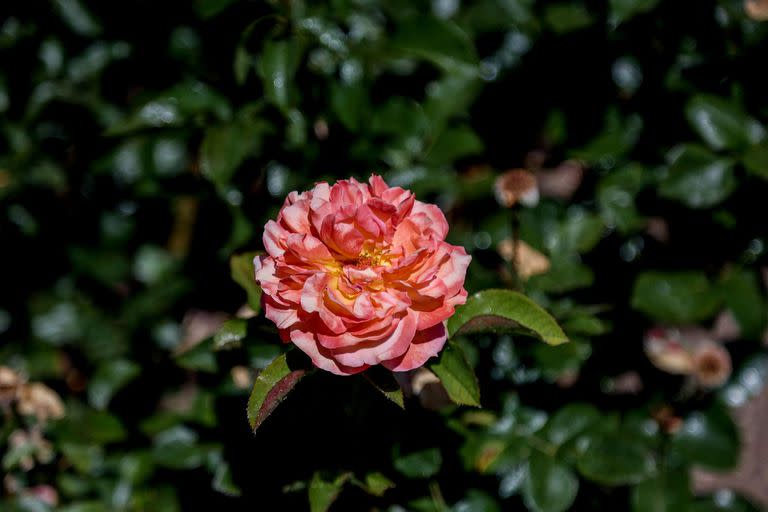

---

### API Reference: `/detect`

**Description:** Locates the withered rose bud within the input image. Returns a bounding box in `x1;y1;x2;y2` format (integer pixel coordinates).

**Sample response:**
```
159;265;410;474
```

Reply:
536;160;585;200
16;383;65;422
644;328;695;375
653;406;683;434
497;239;550;280
745;0;768;20
494;169;539;208
692;340;732;389
231;366;252;389
0;366;21;403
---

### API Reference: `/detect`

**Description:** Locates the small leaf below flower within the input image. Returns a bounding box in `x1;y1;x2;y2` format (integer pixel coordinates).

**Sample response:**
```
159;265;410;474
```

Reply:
247;350;308;432
428;340;481;407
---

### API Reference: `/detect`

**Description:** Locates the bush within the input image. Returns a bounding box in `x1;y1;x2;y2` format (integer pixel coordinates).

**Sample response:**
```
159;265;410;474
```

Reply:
1;0;767;510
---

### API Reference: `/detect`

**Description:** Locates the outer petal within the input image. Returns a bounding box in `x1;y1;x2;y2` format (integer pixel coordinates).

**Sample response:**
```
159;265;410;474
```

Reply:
287;326;369;376
382;322;448;371
332;311;417;367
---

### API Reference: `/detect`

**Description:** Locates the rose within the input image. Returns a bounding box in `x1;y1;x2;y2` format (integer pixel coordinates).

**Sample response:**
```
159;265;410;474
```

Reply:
254;175;471;375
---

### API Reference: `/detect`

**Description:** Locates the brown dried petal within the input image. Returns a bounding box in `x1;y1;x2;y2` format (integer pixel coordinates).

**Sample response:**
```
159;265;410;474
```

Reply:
692;341;732;389
16;383;65;422
745;0;768;20
494;169;539;208
536;160;584;200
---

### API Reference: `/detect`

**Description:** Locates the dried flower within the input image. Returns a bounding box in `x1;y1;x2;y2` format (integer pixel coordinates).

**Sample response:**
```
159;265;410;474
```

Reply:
494;169;539;208
497;239;550;279
745;0;768;20
692;340;732;388
536;160;584;200
0;366;21;403
16;383;65;422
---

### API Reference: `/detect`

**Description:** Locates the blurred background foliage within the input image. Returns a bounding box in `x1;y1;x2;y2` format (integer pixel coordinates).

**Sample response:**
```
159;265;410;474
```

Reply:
2;0;768;510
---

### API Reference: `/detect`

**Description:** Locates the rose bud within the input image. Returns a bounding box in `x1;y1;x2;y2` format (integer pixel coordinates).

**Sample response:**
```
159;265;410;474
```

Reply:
254;175;471;375
692;340;732;389
536;160;585;200
644;327;695;375
494;169;539;208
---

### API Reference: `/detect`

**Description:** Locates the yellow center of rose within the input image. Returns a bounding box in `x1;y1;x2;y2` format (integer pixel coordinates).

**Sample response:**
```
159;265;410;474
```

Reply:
356;244;391;268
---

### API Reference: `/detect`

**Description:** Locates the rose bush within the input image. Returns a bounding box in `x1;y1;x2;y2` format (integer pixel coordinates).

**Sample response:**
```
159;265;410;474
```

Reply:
254;175;470;375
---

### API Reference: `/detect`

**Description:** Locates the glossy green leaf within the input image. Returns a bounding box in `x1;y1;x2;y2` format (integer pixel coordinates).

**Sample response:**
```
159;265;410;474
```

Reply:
669;403;740;471
577;432;656;485
257;40;300;111
213;318;247;351
448;289;568;346
597;163;647;233
544;4;593;33
427;340;481;407
686;95;765;151
393;447;442;478
308;472;352;512
247;351;309;432
230;252;262;313
391;18;478;74
522;452;579;512
631;271;721;323
659;145;736;208
543;403;601;446
363;366;404;409
631;470;691;512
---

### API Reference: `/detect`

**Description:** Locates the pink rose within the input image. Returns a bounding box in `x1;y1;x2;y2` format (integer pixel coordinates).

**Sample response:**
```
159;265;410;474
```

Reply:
254;175;471;375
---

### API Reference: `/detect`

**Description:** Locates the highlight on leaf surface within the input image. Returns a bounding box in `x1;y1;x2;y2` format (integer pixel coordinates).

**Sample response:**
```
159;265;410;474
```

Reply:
447;289;569;346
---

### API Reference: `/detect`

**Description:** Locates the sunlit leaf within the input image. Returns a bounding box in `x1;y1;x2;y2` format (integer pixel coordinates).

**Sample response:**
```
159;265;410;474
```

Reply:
247;350;309;432
428;340;481;407
448;289;568;346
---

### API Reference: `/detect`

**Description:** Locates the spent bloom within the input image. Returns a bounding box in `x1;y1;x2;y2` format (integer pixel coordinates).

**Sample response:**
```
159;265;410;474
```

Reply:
254;175;471;375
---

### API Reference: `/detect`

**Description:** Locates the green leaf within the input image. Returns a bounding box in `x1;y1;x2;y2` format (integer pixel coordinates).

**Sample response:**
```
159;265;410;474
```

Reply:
247;350;309;432
448;289;568;346
544;403;601;446
213;318;247;351
597;163;647;233
257;40;301;111
53;0;102;37
363;366;404;409
425;125;484;166
742;143;768;179
577;432;656;485
230;252;263;313
631;470;692;512
195;0;238;18
200;120;266;192
212;461;242;497
360;472;394;497
391;18;478;75
685;95;765;151
309;472;352;512
719;268;767;340
87;359;140;410
631;271;721;323
393;447;442;478
544;4;593;33
522;452;579;512
427;340;480;407
610;0;660;25
669;403;740;471
659;145;736;208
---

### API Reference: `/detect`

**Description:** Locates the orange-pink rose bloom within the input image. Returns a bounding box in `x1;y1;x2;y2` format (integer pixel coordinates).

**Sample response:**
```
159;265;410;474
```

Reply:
254;175;471;375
